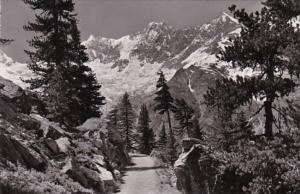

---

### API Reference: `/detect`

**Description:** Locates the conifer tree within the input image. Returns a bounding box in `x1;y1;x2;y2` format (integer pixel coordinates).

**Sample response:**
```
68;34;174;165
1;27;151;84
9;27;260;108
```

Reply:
23;0;105;127
119;92;136;151
154;71;176;163
263;0;300;19
157;124;167;148
137;104;155;154
106;107;121;143
206;4;300;139
173;98;195;137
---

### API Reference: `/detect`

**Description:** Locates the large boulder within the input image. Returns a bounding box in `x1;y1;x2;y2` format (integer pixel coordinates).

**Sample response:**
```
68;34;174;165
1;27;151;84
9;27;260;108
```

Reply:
0;76;31;114
174;138;206;194
0;97;19;123
30;114;71;139
76;117;101;132
66;158;106;193
44;138;60;155
0;134;46;171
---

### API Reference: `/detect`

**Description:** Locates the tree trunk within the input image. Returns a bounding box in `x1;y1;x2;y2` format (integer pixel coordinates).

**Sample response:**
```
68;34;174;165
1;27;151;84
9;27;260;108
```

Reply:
265;65;275;140
166;110;174;143
166;110;176;164
264;99;274;139
126;105;129;150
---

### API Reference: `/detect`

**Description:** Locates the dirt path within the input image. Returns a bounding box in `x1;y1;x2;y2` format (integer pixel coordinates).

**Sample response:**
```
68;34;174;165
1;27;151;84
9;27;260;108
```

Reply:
119;154;180;194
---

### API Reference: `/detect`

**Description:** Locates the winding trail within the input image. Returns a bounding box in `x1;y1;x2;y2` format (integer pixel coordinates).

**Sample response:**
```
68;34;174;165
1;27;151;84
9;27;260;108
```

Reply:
119;154;181;194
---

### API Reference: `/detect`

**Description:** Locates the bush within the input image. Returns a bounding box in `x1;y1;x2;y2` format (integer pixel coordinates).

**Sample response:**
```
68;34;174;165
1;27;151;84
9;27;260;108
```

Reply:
201;132;300;194
0;163;92;194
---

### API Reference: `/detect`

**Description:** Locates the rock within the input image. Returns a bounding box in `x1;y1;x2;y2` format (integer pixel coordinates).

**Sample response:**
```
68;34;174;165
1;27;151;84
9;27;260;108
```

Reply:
30;114;70;139
0;134;46;171
174;139;210;194
76;117;101;132
17;114;41;131
67;169;90;189
174;148;202;194
80;166;105;193
47;125;64;139
0;97;19;123
55;137;71;153
182;138;202;152
0;76;31;114
44;138;60;154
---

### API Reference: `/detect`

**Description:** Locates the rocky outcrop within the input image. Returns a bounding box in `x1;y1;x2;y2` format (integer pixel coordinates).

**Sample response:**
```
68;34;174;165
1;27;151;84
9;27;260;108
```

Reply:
0;76;31;114
0;133;46;171
0;77;129;194
174;138;211;194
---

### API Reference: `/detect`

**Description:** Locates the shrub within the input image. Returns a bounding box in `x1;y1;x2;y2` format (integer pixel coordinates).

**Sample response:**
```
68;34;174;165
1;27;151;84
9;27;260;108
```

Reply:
0;163;92;194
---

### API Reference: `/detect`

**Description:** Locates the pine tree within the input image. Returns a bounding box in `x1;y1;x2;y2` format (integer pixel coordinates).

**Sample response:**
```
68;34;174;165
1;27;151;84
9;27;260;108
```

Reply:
157;124;167;148
23;0;105;127
106;107;121;143
137;104;155;155
173;98;195;137
119;92;136;151
154;70;176;163
206;5;300;139
263;0;300;19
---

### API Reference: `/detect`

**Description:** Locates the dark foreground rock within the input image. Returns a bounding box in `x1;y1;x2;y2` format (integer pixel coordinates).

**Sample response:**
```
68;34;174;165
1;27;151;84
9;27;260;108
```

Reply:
174;138;211;194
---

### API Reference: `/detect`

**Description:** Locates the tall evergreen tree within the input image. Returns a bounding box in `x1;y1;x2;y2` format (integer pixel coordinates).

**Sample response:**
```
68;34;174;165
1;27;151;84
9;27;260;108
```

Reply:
23;0;105;127
137;104;155;155
173;98;195;137
157;124;167;148
154;70;176;163
206;4;300;139
119;92;136;151
106;107;121;143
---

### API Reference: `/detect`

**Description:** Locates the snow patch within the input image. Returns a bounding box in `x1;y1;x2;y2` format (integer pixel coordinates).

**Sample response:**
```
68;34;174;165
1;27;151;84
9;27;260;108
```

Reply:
222;12;239;24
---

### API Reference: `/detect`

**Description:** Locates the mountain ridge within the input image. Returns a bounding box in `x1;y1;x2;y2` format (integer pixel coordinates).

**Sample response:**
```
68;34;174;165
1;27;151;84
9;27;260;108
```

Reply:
0;12;244;114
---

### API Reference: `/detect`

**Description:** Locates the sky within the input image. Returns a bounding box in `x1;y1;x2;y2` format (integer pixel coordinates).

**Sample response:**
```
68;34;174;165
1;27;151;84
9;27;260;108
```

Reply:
1;0;262;62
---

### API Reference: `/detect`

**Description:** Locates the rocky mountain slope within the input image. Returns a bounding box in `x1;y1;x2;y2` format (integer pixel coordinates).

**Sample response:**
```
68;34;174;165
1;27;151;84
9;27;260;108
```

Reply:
82;13;244;107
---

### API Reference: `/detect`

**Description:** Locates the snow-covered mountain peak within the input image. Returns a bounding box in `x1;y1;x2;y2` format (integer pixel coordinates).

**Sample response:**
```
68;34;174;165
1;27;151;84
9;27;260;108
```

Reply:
0;49;14;65
146;21;170;30
0;13;243;110
0;49;31;88
219;12;239;24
